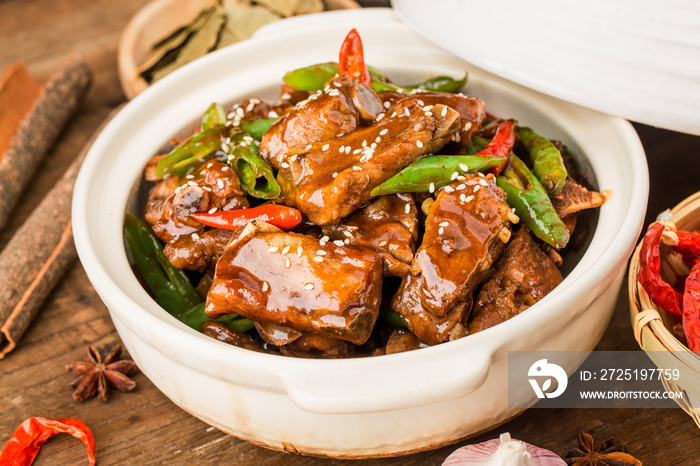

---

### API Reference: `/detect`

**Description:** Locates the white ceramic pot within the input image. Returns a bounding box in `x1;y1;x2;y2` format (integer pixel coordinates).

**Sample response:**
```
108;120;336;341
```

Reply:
73;10;648;457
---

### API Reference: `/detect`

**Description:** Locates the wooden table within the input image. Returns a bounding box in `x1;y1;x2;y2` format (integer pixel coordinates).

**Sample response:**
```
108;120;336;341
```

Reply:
1;1;698;464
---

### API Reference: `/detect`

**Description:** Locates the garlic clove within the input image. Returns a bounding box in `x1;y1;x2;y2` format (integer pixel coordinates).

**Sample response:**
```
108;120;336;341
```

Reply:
442;432;566;466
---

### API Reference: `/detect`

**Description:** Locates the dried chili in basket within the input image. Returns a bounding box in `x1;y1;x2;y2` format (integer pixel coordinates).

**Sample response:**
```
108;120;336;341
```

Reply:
637;222;683;320
683;262;700;352
0;416;96;465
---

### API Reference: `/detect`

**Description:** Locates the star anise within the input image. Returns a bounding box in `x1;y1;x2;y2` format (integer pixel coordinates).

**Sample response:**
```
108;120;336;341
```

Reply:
563;428;642;466
65;344;138;402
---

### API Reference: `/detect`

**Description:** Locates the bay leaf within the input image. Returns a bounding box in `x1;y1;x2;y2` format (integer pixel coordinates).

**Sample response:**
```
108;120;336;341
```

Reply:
138;7;214;79
225;4;281;40
253;0;300;18
295;0;323;15
151;5;226;82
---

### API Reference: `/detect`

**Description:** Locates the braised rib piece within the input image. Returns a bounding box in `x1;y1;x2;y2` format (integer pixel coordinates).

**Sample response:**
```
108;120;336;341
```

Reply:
277;98;461;225
206;221;383;345
163;229;232;272
379;91;485;151
259;74;382;169
322;194;419;277
279;333;353;358
391;174;512;345
468;227;563;334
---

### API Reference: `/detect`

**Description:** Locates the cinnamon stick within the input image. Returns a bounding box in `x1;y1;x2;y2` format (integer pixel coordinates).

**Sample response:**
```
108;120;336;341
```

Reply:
0;108;120;359
0;54;91;232
0;63;42;158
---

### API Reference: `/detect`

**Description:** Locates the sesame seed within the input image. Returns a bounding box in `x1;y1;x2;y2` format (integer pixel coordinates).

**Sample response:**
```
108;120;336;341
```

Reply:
459;163;469;171
186;174;195;179
285;258;291;269
236;107;244;117
202;186;212;192
451;171;459;180
353;166;362;171
444;186;455;193
305;144;312;151
375;136;381;143
316;250;326;256
383;101;391;109
454;133;461;142
441;106;447;117
217;179;224;189
339;145;345;153
418;100;425;107
191;233;200;240
174;186;181;193
391;111;397;118
343;230;353;237
460;193;466;202
250;98;260;104
313;256;324;263
378;240;387;247
456;183;466;190
376;113;385;121
188;181;198;187
404;108;410;116
322;144;330;151
479;179;489;187
208;207;217;214
221;166;229;172
439;221;449;227
296;246;303;256
207;163;213;168
345;146;352;154
332;172;338;178
465;195;474;202
281;93;291;100
479;172;485;177
344;238;350;244
268;110;278;118
464;122;472;131
321;236;329;242
262;281;269;292
438;227;444;235
416;140;424;148
404;203;411;214
457;175;466;181
424;111;433;117
353;148;362;154
268;246;278;253
280;162;290;169
334;240;344;246
474;185;481;192
379;129;388;136
370;142;377;150
246;102;255;112
429;182;435;193
282;246;290;254
304;283;314;290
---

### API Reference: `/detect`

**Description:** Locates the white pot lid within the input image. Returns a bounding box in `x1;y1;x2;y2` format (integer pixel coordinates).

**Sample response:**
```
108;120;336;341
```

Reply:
393;0;700;136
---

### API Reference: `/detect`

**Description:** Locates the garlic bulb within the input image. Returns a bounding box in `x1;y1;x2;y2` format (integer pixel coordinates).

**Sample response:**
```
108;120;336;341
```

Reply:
442;433;566;466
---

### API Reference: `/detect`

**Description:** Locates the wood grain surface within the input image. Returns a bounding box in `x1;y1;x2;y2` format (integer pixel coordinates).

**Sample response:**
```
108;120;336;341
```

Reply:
1;0;699;464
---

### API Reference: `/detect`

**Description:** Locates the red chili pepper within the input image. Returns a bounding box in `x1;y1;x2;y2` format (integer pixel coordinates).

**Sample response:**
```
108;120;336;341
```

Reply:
190;205;302;231
637;222;683;320
672;230;700;257
0;417;96;466
477;120;514;175
338;28;370;86
683;262;700;352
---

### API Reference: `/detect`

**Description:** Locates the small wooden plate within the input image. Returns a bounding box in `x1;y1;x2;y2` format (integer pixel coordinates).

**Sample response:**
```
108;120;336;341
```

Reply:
118;0;360;100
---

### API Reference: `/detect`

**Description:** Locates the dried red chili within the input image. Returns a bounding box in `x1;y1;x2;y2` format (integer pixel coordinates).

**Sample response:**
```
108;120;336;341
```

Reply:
0;417;96;465
672;230;700;258
190;204;302;231
477;120;515;175
637;222;683;320
683;262;700;352
338;28;370;86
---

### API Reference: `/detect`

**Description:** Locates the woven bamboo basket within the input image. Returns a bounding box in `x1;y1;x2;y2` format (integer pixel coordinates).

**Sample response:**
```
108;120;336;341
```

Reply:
628;191;700;428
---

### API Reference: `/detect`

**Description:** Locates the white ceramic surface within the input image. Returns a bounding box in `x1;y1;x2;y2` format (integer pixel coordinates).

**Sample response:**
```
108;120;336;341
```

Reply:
393;0;700;136
73;10;649;457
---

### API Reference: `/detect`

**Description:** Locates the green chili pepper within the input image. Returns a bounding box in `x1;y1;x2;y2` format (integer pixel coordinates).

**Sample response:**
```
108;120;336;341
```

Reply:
496;155;570;249
201;103;226;130
381;309;407;328
370;155;506;197
123;213;201;314
179;302;255;333
155;126;226;178
517;126;568;195
225;130;280;199
241;118;279;141
284;62;466;95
